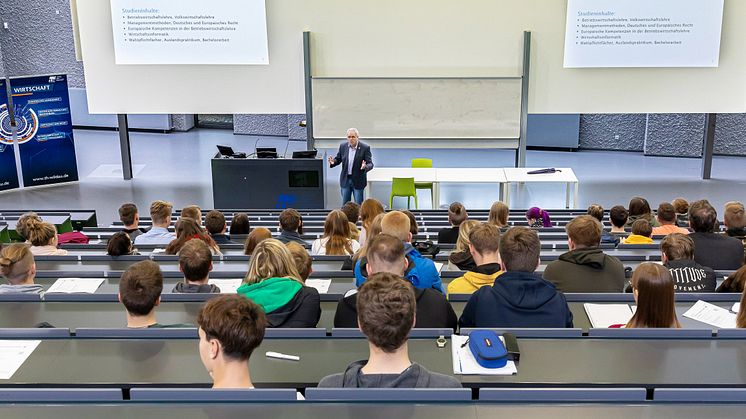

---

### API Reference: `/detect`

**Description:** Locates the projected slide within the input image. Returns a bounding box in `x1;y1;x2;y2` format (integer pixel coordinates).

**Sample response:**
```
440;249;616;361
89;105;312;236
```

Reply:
564;0;724;68
110;0;269;65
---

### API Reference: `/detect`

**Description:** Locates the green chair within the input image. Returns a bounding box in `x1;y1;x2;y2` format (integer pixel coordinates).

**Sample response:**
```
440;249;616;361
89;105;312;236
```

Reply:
390;178;418;209
411;158;435;208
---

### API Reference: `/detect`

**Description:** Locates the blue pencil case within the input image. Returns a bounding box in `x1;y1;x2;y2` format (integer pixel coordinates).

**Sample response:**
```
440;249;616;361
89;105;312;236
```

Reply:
468;330;508;368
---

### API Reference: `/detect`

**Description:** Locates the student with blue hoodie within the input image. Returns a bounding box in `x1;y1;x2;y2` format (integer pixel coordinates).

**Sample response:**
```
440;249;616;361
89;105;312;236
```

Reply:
459;227;573;328
354;211;443;294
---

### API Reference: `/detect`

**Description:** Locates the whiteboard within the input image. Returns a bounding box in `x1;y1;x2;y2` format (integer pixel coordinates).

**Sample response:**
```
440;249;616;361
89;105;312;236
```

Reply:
312;78;522;140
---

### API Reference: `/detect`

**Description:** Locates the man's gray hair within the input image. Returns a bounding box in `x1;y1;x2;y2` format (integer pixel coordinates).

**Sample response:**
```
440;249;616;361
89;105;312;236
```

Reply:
346;128;360;137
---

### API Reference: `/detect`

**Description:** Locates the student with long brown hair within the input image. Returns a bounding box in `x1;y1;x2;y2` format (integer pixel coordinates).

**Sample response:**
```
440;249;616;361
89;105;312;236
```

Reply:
165;218;221;255
736;288;746;328
488;201;510;232
237;239;320;328
311;210;360;255
625;263;681;328
359;198;385;244
243;228;272;256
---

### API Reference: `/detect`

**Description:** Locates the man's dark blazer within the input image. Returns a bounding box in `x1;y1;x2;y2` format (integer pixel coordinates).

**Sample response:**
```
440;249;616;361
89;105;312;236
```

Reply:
330;141;374;190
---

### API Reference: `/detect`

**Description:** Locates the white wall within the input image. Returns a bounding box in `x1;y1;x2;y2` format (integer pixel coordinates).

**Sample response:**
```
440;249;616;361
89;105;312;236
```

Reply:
77;0;746;114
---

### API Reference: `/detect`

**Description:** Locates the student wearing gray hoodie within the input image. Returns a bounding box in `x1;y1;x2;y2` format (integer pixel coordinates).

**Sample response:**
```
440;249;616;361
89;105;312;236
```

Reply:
0;244;44;294
318;272;460;389
171;240;220;294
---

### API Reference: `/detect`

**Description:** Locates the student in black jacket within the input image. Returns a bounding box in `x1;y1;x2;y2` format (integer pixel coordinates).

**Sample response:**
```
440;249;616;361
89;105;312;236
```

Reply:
661;233;716;292
205;210;235;246
459;227;573;328
335;234;456;330
437;202;468;244
688;200;744;270
276;208;308;246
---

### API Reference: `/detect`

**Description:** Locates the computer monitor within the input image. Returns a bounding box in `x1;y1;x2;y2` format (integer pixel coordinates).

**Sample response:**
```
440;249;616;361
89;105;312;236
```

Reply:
256;147;278;159
292;150;318;159
217;145;235;157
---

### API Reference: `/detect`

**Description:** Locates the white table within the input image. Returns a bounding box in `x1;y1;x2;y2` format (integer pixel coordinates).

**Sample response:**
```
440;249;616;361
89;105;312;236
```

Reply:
502;168;579;209
366;168;506;209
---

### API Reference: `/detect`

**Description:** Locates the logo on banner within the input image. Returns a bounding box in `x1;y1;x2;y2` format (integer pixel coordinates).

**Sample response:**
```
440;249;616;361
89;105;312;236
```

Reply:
0;104;39;146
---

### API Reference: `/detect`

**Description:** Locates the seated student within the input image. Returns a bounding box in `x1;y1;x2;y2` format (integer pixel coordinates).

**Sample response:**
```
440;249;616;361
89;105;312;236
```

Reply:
447;223;503;296
0;244;43;294
587;204;619;246
135;200;177;245
173;240;220;293
401;210;419;238
609;205;629;239
626;197;659;227
622;219;654;244
543;215;625;293
661;233;716;292
718;264;746;293
181;205;202;227
229;212;251;235
205;210;233;246
447;220;480;271
525;207;552;228
119;260;188;328
652;203;689;236
107;232;139;256
286;242;312;281
359;199;385;245
350;213;385;271
277;208;308;246
437;202;468;244
165;218;221;255
672;198;690;228
311;210;360;256
341;201;361;241
722;201;746;264
15;212;40;242
196;294;266;388
118;203;146;241
336;234;456;330
688;200;744;270
354;211;443;293
244;228;272;256
237;239;320;328
459;227;573;328
25;219;68;256
319;272;461;389
623;263;681;328
488;201;510;233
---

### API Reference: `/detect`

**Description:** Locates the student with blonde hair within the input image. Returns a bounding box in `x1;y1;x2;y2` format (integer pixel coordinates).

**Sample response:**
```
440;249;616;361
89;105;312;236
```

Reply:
0;244;43;294
25;218;68;256
448;223;503;296
311;210;360;256
624;263;681;328
448;219;480;271
135;200;176;245
488;201;510;232
237;239;320;327
359;198;385;244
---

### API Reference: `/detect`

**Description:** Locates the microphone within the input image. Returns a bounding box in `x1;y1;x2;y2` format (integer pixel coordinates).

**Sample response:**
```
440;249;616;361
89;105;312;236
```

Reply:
282;137;291;159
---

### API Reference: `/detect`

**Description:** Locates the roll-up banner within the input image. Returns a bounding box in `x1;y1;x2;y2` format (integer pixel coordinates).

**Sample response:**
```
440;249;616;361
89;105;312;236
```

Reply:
0;79;21;191
9;74;79;187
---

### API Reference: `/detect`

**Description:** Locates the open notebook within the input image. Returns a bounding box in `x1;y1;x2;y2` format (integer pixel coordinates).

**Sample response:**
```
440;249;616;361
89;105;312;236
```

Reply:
584;304;634;328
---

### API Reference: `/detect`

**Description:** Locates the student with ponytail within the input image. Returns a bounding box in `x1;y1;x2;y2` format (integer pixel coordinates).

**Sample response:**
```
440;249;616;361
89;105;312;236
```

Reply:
526;207;552;228
0;244;43;294
25;218;68;256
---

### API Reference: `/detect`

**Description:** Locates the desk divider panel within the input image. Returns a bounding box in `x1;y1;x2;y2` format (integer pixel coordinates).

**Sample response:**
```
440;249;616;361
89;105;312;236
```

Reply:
0;389;123;402
0;328;72;338
44;293;120;302
129;388;298;402
478;388;647;402
305;388;472;402
0;294;42;302
588;328;714;339
714;329;746;339
264;328;328;338
654;388;746;402
74;328;199;339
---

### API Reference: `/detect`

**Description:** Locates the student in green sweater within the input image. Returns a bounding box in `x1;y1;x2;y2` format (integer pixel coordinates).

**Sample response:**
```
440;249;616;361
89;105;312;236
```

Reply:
236;239;321;328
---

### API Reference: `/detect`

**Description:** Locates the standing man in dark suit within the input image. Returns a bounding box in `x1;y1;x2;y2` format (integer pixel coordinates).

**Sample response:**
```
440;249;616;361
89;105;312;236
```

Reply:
328;128;374;205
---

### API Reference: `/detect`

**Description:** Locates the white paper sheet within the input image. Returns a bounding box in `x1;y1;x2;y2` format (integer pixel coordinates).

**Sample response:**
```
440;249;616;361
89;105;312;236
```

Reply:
434;262;444;273
732;302;741;313
683;300;737;328
451;334;517;375
584;303;634;328
0;340;41;380
208;279;243;294
46;278;105;294
305;279;331;294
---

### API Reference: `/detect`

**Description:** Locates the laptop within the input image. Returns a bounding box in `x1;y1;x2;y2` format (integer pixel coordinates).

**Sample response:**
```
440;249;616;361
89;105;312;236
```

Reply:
292;150;318;159
256;147;278;159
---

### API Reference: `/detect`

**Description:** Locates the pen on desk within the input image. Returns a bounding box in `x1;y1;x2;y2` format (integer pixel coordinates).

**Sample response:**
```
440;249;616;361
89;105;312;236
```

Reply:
265;351;300;361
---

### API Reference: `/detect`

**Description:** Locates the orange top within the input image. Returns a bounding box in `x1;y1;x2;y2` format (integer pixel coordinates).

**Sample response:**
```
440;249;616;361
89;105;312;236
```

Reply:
652;224;689;236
